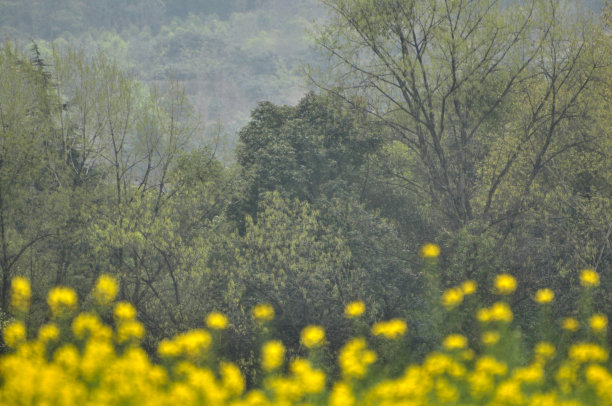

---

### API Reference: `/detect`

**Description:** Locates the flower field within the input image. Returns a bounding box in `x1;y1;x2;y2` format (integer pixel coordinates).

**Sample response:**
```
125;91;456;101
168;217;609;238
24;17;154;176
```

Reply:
1;262;611;405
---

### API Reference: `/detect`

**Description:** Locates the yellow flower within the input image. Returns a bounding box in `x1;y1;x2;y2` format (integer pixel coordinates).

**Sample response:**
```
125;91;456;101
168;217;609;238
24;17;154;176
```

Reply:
117;320;145;343
329;382;355;406
114;301;136;321
371;319;407;339
10;276;31;312
443;334;468;350
3;321;26;348
590;314;608;333
562;317;579;332
251;304;275;322
461;280;477;295
93;274;118;306
568;343;608;363
206;311;229;330
494;274;517;295
220;361;245;396
478;302;513;323
38;323;60;343
441;287;464;310
482;331;500;345
534;288;554;304
344;301;366;318
301;325;326;348
580;269;600;287
534;342;555;360
47;286;78;317
338;337;377;378
261;340;285;372
420;243;441;258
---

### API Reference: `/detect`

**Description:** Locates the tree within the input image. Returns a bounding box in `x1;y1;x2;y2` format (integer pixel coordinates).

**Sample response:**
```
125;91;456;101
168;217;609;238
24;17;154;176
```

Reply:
0;44;59;312
314;0;607;232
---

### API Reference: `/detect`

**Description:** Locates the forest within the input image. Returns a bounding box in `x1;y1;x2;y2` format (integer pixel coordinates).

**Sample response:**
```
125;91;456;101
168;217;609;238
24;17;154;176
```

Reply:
0;0;611;405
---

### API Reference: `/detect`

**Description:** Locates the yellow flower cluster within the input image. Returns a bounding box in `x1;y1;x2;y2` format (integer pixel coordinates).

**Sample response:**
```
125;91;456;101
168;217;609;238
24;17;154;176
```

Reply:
371;318;407;339
477;301;514;323
494;274;517;295
93;274;118;306
10;276;30;312
251;303;275;322
580;268;600;287
47;286;78;317
338;337;377;378
441;280;477;310
535;288;554;303
344;301;365;318
206;311;229;330
261;340;285;372
420;243;441;258
3;274;612;406
300;325;325;348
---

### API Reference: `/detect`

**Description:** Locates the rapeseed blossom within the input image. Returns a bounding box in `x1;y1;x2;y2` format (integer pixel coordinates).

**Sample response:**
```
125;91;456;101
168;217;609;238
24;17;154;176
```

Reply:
344;301;365;318
251;303;275;322
590;314;608;333
535;288;554;303
562;317;580;332
3;273;612;406
494;274;517;295
10;276;30;312
93;274;118;306
301;325;325;348
461;280;477;295
441;287;464;309
261;340;285;371
420;242;441;258
206;311;229;330
371;319;407;339
580;268;600;287
443;334;468;350
47;286;78;317
338;337;377;378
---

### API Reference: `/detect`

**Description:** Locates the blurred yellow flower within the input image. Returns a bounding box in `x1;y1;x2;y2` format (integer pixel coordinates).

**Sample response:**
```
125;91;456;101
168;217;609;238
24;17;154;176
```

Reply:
10;276;31;312
37;323;60;343
344;301;365;318
371;319;407;340
461;280;477;295
482;331;500;345
206;311;229;330
534;342;555;360
301;325;326;348
339;337;377;378
117;320;145;343
443;334;468;350
494;274;517;295
220;361;245;396
93;274;118;306
442;287;464;310
478;302;513;323
580;269;600;287
534;288;554;304
562;317;579;332
3;321;26;348
329;382;355;406
261;340;285;372
114;301;136;321
590;314;608;333
420;243;440;258
47;286;78;317
251;304;275;322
